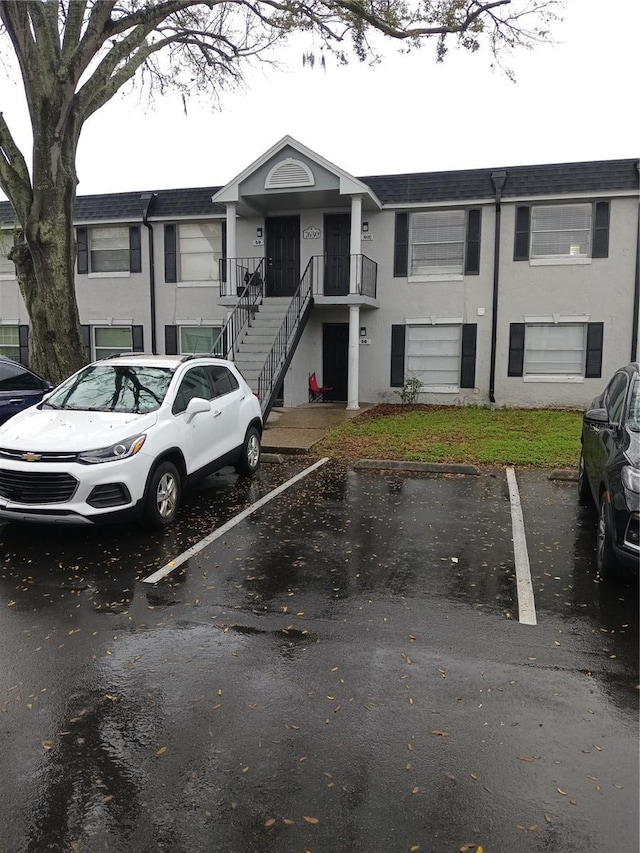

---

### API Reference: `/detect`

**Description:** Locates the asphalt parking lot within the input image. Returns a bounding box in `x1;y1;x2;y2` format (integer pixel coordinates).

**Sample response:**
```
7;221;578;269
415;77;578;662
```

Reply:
0;460;637;853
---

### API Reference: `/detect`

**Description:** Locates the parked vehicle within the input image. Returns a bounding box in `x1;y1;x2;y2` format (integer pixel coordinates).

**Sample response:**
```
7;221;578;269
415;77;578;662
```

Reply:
578;363;640;578
0;354;262;527
0;356;54;425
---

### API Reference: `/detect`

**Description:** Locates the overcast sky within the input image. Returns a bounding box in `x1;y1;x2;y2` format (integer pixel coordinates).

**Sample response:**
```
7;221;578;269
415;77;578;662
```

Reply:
1;0;639;199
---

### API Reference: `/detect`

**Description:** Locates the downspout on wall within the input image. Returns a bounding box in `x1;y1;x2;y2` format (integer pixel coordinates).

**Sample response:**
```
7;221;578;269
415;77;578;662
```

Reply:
631;160;640;363
140;193;157;354
489;170;507;405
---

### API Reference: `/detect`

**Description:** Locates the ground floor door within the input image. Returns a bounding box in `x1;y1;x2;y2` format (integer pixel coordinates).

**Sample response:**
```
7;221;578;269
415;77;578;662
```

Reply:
324;214;351;296
322;323;349;402
265;216;300;297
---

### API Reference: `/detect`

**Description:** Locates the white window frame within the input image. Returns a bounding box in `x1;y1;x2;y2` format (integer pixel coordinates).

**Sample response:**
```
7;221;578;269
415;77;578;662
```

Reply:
93;326;133;360
88;226;130;278
408;209;466;282
529;203;592;267
405;319;463;392
177;222;223;287
0;325;20;360
179;325;223;356
522;317;588;382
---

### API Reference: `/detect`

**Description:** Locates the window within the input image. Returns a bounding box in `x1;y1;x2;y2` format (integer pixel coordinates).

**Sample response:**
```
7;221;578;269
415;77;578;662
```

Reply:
530;203;592;261
94;327;133;360
524;324;586;376
90;227;130;272
605;372;629;424
410;210;466;276
0;234;15;278
0;360;43;391
178;223;223;282
172;366;213;414
0;326;19;360
207;365;239;397
179;326;222;356
406;324;462;387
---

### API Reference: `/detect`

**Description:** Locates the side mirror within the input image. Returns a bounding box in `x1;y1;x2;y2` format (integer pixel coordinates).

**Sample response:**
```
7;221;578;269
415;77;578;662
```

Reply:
184;396;211;423
584;407;609;425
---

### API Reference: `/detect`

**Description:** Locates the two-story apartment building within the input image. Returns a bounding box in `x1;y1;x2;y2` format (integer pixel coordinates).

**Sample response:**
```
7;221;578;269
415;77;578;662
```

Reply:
1;137;638;415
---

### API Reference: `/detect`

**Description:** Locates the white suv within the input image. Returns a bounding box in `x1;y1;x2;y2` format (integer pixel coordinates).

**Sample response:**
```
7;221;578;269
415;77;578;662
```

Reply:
0;354;262;527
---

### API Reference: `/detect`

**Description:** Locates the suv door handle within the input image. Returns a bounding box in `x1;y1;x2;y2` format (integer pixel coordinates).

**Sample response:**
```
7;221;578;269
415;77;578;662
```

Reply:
213;410;222;418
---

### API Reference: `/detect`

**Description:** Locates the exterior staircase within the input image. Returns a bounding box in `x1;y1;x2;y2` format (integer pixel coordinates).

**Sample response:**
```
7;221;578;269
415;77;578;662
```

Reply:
232;297;292;391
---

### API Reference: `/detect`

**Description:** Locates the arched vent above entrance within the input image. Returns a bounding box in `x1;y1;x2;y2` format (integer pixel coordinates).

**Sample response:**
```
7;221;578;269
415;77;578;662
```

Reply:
265;158;315;189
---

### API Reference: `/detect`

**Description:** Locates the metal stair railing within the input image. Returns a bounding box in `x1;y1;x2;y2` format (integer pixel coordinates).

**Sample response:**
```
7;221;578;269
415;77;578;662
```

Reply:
257;257;315;419
210;259;265;360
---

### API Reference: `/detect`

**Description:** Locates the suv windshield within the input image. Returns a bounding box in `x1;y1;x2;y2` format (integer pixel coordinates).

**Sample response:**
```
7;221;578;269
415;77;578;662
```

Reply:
46;364;173;414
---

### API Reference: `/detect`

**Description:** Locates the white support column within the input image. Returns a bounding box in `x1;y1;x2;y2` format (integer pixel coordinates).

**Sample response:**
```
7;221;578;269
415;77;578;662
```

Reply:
349;195;363;294
347;303;360;410
225;203;237;292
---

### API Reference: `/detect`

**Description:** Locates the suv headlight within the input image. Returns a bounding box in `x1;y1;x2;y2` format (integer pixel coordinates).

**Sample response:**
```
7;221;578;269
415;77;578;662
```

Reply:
621;465;640;494
78;434;146;465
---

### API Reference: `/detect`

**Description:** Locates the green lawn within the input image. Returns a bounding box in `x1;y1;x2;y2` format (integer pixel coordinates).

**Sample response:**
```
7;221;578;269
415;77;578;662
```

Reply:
315;405;583;468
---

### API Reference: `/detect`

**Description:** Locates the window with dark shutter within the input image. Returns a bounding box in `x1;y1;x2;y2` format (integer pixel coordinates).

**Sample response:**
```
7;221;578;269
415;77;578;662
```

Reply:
390;325;405;386
132;325;144;352
165;325;178;355
508;323;525;376
460;324;477;387
592;202;610;258
129;226;142;273
464;210;481;275
18;325;29;366
393;214;408;278
164;224;177;283
585;322;604;378
514;207;530;261
77;227;88;274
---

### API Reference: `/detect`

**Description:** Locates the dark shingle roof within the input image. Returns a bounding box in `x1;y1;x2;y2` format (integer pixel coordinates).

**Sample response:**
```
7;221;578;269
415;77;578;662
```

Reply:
1;159;637;224
361;159;639;204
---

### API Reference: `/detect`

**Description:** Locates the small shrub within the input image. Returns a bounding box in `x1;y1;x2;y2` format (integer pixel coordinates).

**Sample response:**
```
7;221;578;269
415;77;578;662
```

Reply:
394;376;423;404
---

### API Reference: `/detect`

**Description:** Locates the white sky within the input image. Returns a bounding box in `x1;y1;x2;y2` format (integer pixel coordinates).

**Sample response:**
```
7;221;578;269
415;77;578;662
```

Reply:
1;0;639;199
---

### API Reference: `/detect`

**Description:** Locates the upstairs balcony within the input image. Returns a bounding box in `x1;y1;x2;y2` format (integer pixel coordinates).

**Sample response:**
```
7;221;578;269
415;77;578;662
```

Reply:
219;255;378;306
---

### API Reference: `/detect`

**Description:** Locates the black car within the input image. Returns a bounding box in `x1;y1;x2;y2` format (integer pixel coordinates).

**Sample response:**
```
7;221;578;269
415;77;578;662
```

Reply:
578;363;640;578
0;356;54;425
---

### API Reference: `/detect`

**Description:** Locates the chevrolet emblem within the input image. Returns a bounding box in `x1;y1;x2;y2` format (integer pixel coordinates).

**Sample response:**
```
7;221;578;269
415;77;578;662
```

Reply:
21;452;42;462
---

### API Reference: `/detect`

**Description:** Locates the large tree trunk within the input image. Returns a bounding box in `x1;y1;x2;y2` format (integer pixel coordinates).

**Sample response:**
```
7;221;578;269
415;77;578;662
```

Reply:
9;95;87;385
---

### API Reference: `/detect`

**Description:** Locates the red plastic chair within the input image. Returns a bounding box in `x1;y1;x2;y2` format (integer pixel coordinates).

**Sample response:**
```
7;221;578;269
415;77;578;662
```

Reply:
309;372;333;402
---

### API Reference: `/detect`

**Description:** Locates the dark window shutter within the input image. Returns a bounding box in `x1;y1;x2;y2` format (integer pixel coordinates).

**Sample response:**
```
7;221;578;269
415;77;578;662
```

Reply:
592;202;610;258
164;224;177;283
460;324;477;388
508;323;525;376
129;226;142;273
165;325;178;355
390;324;405;387
81;325;91;360
132;325;144;352
514;206;530;261
585;322;604;378
221;220;227;284
393;213;408;278
18;325;29;366
77;227;88;274
464;209;481;275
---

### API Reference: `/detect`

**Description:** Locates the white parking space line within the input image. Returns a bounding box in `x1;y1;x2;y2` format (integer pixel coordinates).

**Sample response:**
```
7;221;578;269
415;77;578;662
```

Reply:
506;466;537;626
142;458;330;584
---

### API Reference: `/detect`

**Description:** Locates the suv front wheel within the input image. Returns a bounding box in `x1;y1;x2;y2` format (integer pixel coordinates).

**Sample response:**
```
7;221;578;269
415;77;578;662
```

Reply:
144;461;182;528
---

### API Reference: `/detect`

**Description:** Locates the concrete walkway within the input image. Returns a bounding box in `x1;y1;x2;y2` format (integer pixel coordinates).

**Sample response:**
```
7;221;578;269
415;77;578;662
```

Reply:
262;403;369;454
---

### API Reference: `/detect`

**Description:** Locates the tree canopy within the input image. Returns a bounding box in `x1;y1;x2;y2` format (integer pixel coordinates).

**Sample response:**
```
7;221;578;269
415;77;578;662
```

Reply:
0;0;561;382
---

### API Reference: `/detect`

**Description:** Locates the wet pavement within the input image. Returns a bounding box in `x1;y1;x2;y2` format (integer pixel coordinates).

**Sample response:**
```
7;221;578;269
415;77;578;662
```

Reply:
0;461;637;853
